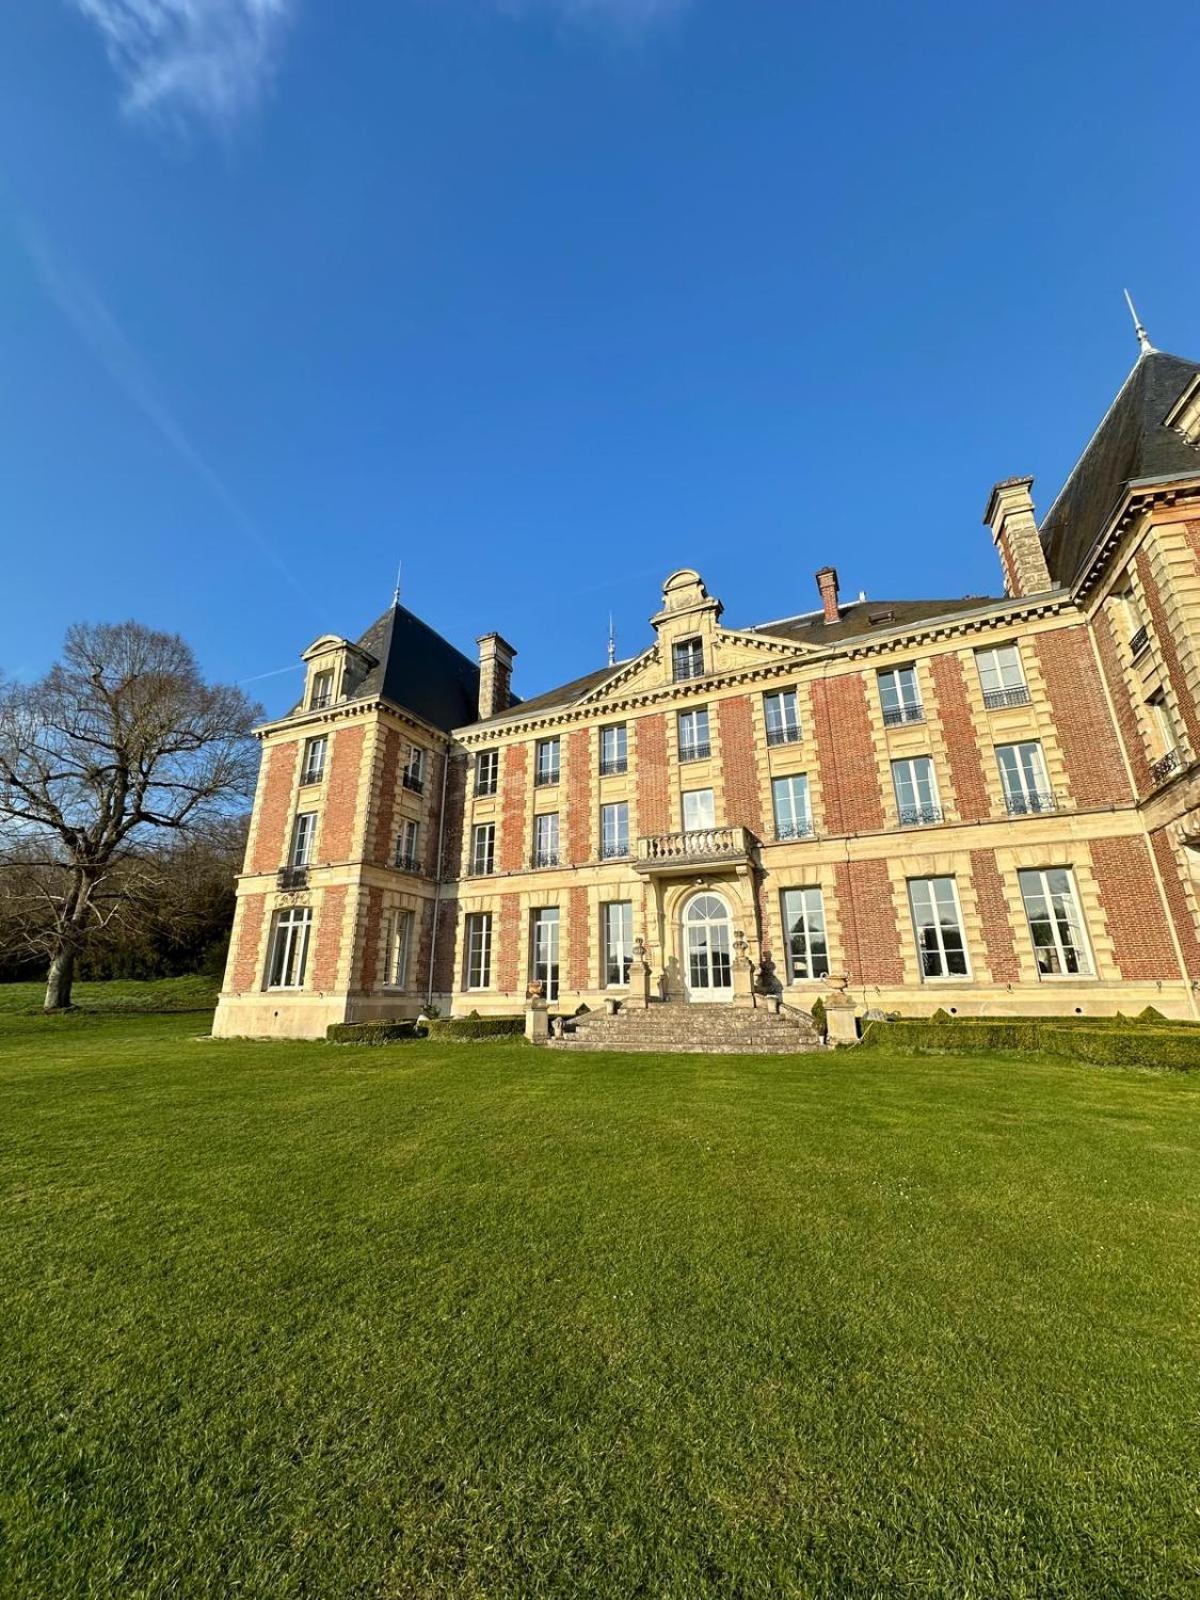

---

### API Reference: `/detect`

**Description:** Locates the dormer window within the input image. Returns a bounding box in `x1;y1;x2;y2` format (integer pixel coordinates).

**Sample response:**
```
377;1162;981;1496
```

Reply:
1165;375;1200;448
672;638;705;682
309;668;335;710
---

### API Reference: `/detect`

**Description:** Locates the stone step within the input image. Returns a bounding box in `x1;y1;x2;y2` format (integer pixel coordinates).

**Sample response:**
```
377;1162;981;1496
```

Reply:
551;1002;825;1054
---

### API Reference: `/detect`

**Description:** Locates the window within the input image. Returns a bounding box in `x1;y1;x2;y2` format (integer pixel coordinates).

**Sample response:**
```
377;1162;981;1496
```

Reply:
603;901;634;986
908;878;969;979
600;723;628;776
267;906;312;989
1018;868;1092;976
781;888;829;981
531;908;560;1001
997;742;1054;814
301;736;327;785
673;637;704;682
471;822;495;875
535;738;560;786
678;707;711;762
1147;694;1181;782
291;811;317;867
682;788;715;831
465;913;492;989
892;757;941;825
1117;590;1149;658
395;819;420;872
533;812;560;867
878;665;924;726
772;774;812;840
976;645;1030;709
600;801;629;859
389;909;413;988
403;745;426;794
764;689;801;746
475;749;499;796
309;668;334;710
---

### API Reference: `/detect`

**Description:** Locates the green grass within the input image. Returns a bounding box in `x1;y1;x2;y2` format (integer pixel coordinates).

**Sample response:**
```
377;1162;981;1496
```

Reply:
0;975;218;1015
1;1002;1198;1597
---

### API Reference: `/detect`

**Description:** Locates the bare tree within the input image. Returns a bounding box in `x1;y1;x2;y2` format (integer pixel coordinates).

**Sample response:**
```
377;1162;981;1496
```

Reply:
0;622;260;1011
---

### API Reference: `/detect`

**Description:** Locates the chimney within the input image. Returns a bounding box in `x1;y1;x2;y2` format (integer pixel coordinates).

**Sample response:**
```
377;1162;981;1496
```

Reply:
476;633;516;720
815;566;840;625
983;477;1052;599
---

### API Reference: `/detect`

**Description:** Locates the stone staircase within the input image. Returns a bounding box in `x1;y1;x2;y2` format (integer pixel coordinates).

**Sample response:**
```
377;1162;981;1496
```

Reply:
547;1001;825;1055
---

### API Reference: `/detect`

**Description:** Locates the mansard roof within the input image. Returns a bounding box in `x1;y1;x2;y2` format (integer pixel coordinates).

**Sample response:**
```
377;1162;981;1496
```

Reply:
747;595;997;647
351;603;481;731
1039;349;1200;589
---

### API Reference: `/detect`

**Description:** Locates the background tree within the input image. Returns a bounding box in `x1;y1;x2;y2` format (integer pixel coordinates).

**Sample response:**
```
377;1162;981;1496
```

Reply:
0;622;260;1011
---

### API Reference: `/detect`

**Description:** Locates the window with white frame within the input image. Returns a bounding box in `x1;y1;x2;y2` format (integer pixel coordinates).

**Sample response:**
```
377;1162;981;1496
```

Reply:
682;788;715;831
976;644;1030;709
301;736;327;785
531;908;560;1000
535;738;560;786
291;811;317;867
764;689;801;746
309;668;334;710
395;818;420;871
780;887;829;980
600;724;628;776
1018;868;1092;976
403;745;427;793
471;822;495;875
877;665;923;726
772;774;812;840
533;812;560;867
892;756;941;825
673;637;704;682
997;741;1054;814
908;877;969;978
1148;692;1177;761
465;913;492;989
389;909;414;988
475;749;499;796
603;901;634;986
267;906;312;989
600;801;629;859
678;707;710;762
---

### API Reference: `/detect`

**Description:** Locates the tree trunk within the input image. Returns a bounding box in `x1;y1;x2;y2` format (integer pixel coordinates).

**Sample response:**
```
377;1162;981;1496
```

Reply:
44;941;77;1012
43;874;93;1013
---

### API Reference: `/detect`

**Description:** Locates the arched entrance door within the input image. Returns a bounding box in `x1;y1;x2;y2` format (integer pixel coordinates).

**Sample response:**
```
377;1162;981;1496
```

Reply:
683;892;733;1002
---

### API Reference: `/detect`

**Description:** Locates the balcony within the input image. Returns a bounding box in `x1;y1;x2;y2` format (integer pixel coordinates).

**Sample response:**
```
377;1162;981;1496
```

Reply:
766;726;802;747
599;758;628;777
1004;790;1057;816
635;826;755;874
402;771;425;795
600;840;631;860
1130;624;1150;659
277;866;309;890
774;820;814;841
393;852;421;874
982;685;1032;711
679;742;712;763
534;770;560;788
883;705;925;728
532;849;560;869
1151;749;1181;785
897;804;944;828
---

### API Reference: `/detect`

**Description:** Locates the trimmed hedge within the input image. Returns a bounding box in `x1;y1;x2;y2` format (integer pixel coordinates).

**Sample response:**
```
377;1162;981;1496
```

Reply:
425;1016;524;1041
327;1020;419;1045
861;1018;1200;1071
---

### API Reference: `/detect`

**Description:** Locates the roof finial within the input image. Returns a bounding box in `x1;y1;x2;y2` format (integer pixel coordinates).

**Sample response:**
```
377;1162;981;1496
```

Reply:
606;612;616;667
392;561;402;606
1123;289;1156;357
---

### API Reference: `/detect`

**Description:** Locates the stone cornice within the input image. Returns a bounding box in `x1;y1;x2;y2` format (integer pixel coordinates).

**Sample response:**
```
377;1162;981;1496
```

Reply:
254;697;452;747
1070;476;1200;601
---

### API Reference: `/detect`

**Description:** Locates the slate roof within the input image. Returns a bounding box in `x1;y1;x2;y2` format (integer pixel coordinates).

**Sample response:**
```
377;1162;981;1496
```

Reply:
746;595;1001;647
1039;349;1200;588
342;604;483;732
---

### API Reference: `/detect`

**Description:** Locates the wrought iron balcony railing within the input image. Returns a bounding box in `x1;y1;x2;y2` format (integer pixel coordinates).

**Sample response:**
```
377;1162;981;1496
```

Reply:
474;779;498;798
534;770;560;788
1151;749;1181;785
897;804;943;827
393;852;420;874
882;704;925;728
774;820;814;841
532;849;560;868
678;742;711;763
1129;624;1150;658
1004;790;1057;816
599;758;628;777
471;856;495;876
402;771;425;794
982;685;1031;711
636;826;754;871
600;840;631;860
673;657;705;682
766;725;802;747
277;866;309;890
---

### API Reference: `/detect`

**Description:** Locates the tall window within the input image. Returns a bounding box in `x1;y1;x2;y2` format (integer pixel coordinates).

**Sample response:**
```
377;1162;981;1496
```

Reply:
389;909;413;988
976;645;1029;709
603;901;634;986
600;723;628;776
877;665;923;726
673;637;704;682
764;689;801;746
267;907;312;989
997;742;1054;813
533;812;560;867
678;707;711;762
772;774;812;840
475;749;499;796
908;878;969;978
309;668;334;710
301;736;327;785
682;788;715;831
291;811;317;867
395;819;420;871
535;738;560;786
465;913;492;989
892;757;941;825
531;908;560;1000
471;822;495;875
781;888;829;980
1018;869;1092;976
1148;692;1178;764
600;801;629;859
403;745;426;793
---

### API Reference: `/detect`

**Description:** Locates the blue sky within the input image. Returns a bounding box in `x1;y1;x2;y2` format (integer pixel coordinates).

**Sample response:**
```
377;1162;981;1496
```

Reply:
2;2;1197;718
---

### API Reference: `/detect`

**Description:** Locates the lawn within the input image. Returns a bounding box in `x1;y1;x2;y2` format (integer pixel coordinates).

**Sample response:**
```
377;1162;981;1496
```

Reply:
1;1001;1197;1598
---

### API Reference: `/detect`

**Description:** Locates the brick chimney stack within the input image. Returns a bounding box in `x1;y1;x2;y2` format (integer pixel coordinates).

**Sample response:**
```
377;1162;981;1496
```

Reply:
476;633;516;720
815;566;840;625
983;477;1052;599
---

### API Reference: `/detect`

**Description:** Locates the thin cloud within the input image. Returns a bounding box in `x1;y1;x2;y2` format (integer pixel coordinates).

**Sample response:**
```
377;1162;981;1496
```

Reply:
68;0;295;129
491;0;691;24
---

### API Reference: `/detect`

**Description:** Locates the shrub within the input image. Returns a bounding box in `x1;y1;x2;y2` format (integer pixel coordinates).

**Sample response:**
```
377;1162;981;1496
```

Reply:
425;1015;524;1041
859;1017;1200;1071
327;1021;420;1045
810;997;827;1038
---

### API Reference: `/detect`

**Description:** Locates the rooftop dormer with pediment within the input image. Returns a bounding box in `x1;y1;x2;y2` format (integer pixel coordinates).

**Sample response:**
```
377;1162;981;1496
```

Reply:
650;569;725;686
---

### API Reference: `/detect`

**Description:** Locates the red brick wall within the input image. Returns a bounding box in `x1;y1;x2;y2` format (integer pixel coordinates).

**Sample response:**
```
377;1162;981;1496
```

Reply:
717;696;765;835
499;745;529;873
1033;629;1131;806
931;655;990;822
1135;548;1200;754
1090;836;1180;981
1150;829;1200;979
431;753;467;879
636;714;670;836
229;893;266;990
250;743;297;872
566;729;592;864
433;900;461;995
311;885;347;991
497;892;521;993
835;859;904;985
1093;612;1152;795
369;727;402;867
357;885;384;992
568;885;590;990
812;676;884;835
321;725;366;862
969;849;1020;983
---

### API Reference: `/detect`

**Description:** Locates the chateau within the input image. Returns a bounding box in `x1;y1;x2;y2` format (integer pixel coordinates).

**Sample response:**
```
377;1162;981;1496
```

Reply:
214;341;1200;1039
